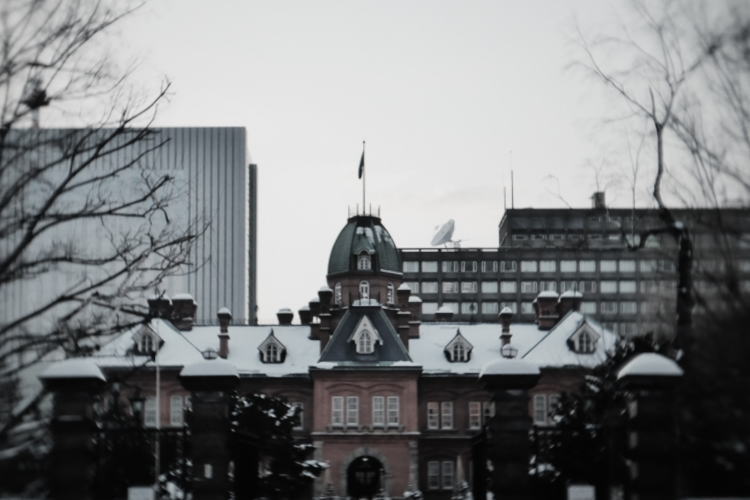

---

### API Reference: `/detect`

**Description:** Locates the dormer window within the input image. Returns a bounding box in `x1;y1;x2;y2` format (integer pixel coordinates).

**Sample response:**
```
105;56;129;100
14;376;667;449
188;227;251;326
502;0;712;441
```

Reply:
359;280;370;299
348;315;383;355
258;330;286;363
386;282;395;304
334;282;343;305
357;252;372;271
567;323;600;354
577;330;594;353
444;329;473;362
133;327;160;355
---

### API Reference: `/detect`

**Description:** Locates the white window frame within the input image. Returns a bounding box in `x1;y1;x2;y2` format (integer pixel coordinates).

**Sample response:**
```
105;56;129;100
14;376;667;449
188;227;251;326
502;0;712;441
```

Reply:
560;260;577;272
533;394;547;425
422;261;438;273
500;260;517;272
460;281;477;293
372;396;385;427
539;260;556;272
579;260;596;272
441;460;454;489
346;396;359;427
442;261;460;272
427;461;440;489
386;282;395;304
468;401;482;430
427;402;439;430
357;253;372;271
481;302;499;314
387;396;400;427
600;260;617;272
442;281;459;293
334;282;342;305
291;401;304;430
356;329;374;354
521;260;538;273
144;396;157;428
170;395;185;426
500;281;517;293
331;396;344;427
440;401;453;429
359;280;370;299
421;281;437;294
403;261;419;272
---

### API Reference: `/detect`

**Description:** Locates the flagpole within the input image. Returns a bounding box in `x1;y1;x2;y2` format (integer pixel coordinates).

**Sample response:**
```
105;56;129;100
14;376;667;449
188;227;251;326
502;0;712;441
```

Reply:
362;140;366;213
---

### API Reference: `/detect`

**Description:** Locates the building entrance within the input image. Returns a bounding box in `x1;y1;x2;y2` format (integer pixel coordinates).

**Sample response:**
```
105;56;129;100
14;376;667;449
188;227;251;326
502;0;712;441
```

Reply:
346;455;383;499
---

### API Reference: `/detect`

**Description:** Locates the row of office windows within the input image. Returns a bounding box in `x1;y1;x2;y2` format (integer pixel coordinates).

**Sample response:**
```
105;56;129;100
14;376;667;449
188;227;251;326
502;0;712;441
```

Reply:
421;300;640;316
403;259;677;274
509;232;665;248
406;279;677;296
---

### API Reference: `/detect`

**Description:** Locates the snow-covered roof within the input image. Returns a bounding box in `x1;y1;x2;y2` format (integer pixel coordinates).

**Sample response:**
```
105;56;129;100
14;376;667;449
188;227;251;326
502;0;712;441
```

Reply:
436;305;453;313
352;298;380;307
172;292;195;302
278;307;293;314
319;285;333;293
218;307;232;315
617;353;683;379
40;358;106;381
499;306;513;315
180;359;239;378
408;295;423;303
559;290;583;299
480;358;540;377
537;290;559;299
397;283;411;291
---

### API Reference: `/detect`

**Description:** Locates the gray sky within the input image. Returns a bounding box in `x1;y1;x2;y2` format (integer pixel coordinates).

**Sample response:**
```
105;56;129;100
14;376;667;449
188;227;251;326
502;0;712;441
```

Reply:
116;0;657;323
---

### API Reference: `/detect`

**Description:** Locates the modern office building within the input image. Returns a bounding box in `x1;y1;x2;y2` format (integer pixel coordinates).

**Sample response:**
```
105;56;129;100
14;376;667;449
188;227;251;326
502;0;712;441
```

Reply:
399;193;749;336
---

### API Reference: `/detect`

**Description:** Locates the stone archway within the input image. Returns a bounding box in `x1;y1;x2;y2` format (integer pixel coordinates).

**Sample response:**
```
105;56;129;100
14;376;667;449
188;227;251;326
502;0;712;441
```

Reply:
347;455;383;499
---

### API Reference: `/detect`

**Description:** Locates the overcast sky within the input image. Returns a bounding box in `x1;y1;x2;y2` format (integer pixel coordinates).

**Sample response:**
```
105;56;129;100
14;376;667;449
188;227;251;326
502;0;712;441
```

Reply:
115;0;666;323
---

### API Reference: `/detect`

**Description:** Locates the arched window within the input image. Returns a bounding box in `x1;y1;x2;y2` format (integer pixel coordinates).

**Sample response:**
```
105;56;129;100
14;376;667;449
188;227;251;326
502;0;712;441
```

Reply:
334;282;343;305
359;281;370;299
139;334;155;354
266;343;279;362
357;253;372;271
357;329;374;354
386;283;395;304
578;331;593;353
452;342;466;361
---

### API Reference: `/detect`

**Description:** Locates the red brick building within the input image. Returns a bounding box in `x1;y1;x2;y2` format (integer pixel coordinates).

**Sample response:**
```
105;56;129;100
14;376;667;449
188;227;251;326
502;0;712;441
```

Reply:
92;213;615;498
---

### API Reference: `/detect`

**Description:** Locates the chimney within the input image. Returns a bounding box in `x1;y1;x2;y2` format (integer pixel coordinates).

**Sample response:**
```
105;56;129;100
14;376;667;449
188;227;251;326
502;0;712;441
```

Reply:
171;293;197;331
147;294;172;319
277;308;294;325
407;295;423;339
298;306;312;325
318;286;333;313
217;307;232;359
435;304;454;322
309;297;321;318
558;290;583;317
591;191;606;210
397;283;412;308
498;306;514;346
534;291;560;330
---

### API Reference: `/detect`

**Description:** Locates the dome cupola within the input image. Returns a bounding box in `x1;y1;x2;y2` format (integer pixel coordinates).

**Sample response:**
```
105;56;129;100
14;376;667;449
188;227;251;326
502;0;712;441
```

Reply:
327;215;401;277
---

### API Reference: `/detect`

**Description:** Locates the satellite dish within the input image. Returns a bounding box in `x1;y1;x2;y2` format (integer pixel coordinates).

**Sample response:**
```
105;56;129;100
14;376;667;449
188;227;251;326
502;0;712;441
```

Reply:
431;219;456;246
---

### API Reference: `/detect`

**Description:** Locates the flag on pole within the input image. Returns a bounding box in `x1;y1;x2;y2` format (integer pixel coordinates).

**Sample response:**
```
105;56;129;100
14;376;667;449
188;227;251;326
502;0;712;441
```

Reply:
358;148;365;179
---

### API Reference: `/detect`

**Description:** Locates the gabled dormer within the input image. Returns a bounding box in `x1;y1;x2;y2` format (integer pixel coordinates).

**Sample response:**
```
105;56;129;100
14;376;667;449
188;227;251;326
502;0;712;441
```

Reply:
444;329;473;362
258;329;287;363
347;315;383;354
132;326;162;356
567;321;600;354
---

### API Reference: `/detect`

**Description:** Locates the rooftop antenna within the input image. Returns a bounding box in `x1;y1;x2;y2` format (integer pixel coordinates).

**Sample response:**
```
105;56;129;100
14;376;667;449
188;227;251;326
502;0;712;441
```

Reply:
509;150;515;209
503;186;507;210
431;219;458;247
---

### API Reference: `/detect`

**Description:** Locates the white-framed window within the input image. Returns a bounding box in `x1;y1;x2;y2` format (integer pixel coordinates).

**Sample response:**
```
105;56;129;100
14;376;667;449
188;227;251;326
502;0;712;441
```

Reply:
521;260;538;272
560;280;578;292
426;460;456;490
620;301;638;314
332;396;344;427
521;301;534;314
372;396;385;427
144;396;157;428
461;261;477;272
600;260;617;272
481;260;498;272
600;280;617;293
619;259;636;272
259;330;286;364
422;302;438;314
291;402;304;430
579;260;596;272
533;393;560;426
601;302;618;315
500;260;517;272
139;334;156;354
500;281;517;293
581;302;597;314
403;261;419;272
520;281;538;294
560;260;577;272
359;280;370;299
501;301;518;313
334;282;342;305
460;302;478;315
539;260;556;272
460;281;477;293
440;401;453;429
422;261;438;273
442;261;460;272
386;283;395;304
357;253;372;270
356;329;374;354
387;396;400;426
170;395;185;426
579;280;597;293
442;460;455;489
442;281;459;293
421;281;438;294
346;396;359;427
449;338;470;362
577;330;595;353
468;401;482;430
619;280;637;293
427;402;439;430
539;280;557;292
481;281;498;294
427;461;440;489
481;302;498;314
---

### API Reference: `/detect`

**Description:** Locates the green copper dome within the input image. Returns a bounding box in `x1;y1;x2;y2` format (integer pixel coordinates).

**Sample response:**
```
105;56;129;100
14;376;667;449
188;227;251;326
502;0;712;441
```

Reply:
327;215;402;276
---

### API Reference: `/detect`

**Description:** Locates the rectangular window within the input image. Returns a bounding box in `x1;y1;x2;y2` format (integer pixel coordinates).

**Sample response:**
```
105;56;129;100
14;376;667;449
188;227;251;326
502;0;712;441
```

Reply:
481;260;498;273
403;261;419;273
619;280;637;293
332;396;344;427
346;396;359;427
500;281;517;294
481;281;498;294
521;302;534;315
533;394;547;425
600;280;617;293
422;261;438;273
427;402;439;430
441;401;453;429
421;281;438;294
460;281;478;293
460;302;478;315
539;260;556;272
404;281;420;293
427;461;440;489
442;302;459;313
581;302;597;314
579;280;597;293
521;260;538;272
520;281;538;294
500;260;517;272
619;260;636;272
539;280;557;292
468;401;482;430
501;301;518;313
441;461;454;489
640;259;658;273
579;260;596;272
372;396;385;427
601;302;618;315
170;395;184;426
291;402;304;430
481;302;499;314
620;301;638;314
387;396;400;427
461;261;478;272
422;302;438;315
560;280;578;292
442;281;459;293
600;260;617;272
144;397;157;428
442;261;460;272
560;260;577;272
